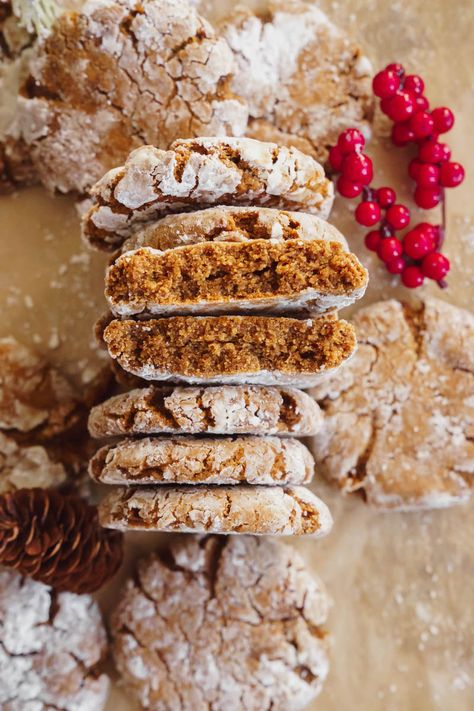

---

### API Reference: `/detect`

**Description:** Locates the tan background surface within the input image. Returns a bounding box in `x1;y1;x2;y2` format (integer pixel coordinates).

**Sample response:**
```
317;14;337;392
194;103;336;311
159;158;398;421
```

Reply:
1;0;473;709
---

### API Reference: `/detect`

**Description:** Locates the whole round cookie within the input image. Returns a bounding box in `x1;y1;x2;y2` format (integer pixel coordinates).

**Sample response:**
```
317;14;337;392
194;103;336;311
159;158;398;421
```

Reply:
88;384;323;437
311;297;474;510
111;535;331;711
0;568;109;710
82;136;334;248
16;0;248;194
221;0;373;164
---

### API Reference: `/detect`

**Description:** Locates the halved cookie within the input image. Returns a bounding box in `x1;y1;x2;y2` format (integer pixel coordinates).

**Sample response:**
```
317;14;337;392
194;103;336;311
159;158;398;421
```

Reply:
82;137;334;250
120;206;348;255
89;435;314;486
99;484;333;536
102;314;357;388
105;240;368;317
88;384;323;438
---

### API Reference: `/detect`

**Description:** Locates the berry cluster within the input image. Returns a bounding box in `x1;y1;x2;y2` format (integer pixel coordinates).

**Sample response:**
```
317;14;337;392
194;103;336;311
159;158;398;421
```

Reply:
328;63;465;289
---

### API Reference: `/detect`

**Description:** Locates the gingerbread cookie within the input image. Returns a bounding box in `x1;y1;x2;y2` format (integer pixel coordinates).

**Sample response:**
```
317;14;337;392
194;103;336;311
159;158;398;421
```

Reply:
82;137;334;247
222;0;373;164
311;298;474;510
90;435;314;486
102;314;356;388
116;206;348;255
111;535;330;711
100;484;333;536
0;568;109;710
88;384;323;438
16;0;248;194
106;240;367;317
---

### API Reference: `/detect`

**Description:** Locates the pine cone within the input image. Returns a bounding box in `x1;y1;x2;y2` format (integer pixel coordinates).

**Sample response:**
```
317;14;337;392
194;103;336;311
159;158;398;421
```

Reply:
0;487;123;593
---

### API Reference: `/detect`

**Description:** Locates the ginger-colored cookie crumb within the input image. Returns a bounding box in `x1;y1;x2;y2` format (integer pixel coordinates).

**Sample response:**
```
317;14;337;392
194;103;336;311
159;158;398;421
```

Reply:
90;435;315;486
106;240;368;317
111;535;331;710
102;314;357;388
88;384;323;437
119;206;348;255
311;297;474;510
82;137;334;249
99;484;333;537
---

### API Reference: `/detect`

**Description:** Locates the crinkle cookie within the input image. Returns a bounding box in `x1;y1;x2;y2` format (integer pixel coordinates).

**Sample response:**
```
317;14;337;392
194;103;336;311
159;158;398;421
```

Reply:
101;314;357;388
0;568;109;711
111;535;331;711
82;136;334;247
88;384;323;437
16;0;248;195
89;435;315;486
0;430;66;493
99;484;333;536
116;205;348;255
311;297;474;510
105;240;367;317
222;0;373;164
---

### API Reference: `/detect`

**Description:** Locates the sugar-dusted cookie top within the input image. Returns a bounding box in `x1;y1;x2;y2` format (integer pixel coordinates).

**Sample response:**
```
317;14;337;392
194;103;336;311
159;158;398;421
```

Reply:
82;137;334;247
111;535;331;710
222;0;373;164
311;297;474;510
16;0;248;194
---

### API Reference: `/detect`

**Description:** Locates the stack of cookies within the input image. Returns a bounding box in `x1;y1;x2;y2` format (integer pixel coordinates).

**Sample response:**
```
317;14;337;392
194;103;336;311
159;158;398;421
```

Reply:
84;136;368;537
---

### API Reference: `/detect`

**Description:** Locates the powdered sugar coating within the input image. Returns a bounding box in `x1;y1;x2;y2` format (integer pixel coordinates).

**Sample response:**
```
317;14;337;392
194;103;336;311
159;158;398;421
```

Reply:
99;484;333;536
0;568;109;710
88;384;323;437
82;136;334;246
311;297;474;510
222;0;373;164
0;431;66;493
16;0;248;194
111;535;331;710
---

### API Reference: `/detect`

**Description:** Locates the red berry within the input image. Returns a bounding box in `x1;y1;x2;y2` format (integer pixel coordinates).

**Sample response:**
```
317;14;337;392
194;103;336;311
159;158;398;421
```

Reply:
409;111;434;139
421;252;450;280
415;96;430;111
402;265;425;288
414;185;442;209
416;163;440;187
377;237;403;262
386;63;405;76
337;128;365;155
403;229;434;259
355;201;381;226
342;153;373;184
384;91;416;122
372;69;400;98
418;140;450;163
376;187;396;208
364;230;382;252
439;161;465;188
414;222;440;248
391;121;415;146
408;158;424;180
403;74;424;95
386;256;406;274
386;204;410;230
431;107;455;134
329;145;343;171
336;176;363;198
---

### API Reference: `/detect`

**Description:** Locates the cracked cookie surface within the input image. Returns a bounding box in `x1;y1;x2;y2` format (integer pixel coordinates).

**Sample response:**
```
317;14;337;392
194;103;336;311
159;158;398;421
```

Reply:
90;435;315;486
0;568;109;710
99;484;333;536
115;206;348;255
16;0;248;194
102;314;357;388
82;136;334;247
111;535;331;710
88;384;323;437
106;240;367;317
311;297;474;510
222;0;373;164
